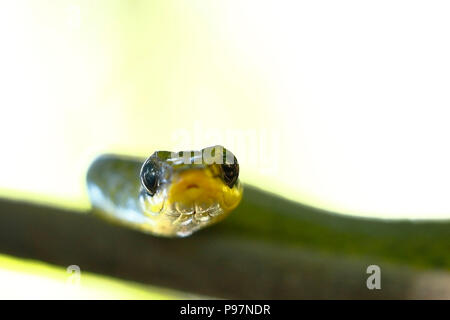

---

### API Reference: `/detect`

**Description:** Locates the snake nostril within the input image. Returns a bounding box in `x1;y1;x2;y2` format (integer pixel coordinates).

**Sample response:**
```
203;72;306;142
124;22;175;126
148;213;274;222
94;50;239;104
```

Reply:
186;184;199;189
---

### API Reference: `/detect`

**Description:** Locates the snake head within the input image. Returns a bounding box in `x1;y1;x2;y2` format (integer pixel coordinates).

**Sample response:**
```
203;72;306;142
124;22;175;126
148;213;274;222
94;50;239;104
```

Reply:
139;146;243;236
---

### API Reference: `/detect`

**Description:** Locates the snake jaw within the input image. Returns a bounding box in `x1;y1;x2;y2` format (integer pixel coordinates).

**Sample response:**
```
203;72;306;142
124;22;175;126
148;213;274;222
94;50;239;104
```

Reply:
164;169;225;224
174;202;195;215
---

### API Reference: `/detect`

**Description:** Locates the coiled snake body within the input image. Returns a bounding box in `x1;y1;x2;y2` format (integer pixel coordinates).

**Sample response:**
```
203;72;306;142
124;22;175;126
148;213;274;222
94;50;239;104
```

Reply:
86;146;243;237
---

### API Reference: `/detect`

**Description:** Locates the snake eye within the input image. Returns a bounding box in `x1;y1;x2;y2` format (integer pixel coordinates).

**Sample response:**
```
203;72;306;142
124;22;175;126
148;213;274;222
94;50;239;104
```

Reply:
141;162;159;196
221;162;239;188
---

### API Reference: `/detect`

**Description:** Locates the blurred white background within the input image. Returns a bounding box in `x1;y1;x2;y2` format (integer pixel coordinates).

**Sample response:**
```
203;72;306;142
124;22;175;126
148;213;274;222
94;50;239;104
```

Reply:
1;1;450;219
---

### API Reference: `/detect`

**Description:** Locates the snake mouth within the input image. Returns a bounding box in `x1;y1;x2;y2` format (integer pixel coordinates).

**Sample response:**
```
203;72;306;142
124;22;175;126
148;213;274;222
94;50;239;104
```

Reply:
168;169;220;198
166;167;242;216
165;169;224;219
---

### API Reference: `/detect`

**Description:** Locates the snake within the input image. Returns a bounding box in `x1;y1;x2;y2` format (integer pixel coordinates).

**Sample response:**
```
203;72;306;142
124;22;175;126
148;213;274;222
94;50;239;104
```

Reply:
85;145;450;272
86;145;243;237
